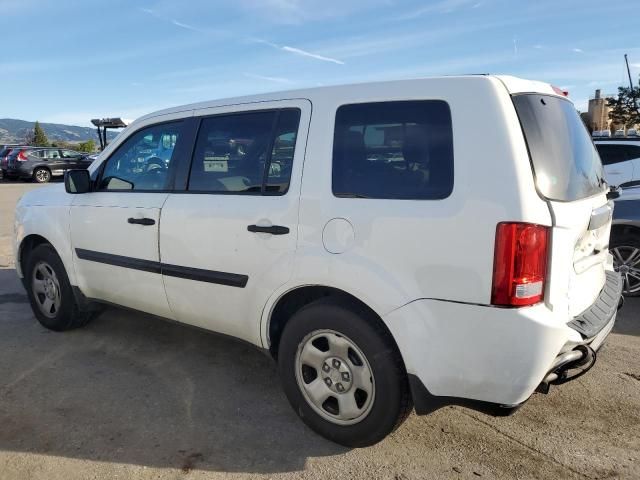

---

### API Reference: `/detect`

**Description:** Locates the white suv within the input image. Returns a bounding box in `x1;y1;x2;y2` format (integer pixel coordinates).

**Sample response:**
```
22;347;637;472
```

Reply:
595;138;640;188
14;76;622;447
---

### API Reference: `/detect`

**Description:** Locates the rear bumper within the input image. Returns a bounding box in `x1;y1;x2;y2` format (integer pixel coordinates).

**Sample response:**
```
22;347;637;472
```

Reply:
384;271;623;416
3;164;33;178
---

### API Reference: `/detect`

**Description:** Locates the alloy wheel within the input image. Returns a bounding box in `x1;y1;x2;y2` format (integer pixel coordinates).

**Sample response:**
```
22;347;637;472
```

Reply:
612;246;640;294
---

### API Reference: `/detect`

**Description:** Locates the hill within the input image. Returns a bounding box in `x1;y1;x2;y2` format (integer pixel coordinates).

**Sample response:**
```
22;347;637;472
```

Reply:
0;118;119;144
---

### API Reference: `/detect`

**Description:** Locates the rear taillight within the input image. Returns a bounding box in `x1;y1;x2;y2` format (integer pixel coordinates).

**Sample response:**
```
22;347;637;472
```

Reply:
17;150;28;161
491;222;549;307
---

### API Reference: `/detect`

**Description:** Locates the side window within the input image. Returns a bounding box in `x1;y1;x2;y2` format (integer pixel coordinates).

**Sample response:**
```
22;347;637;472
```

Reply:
61;150;80;158
188;109;300;194
624;145;640;160
596;145;626;165
332;101;454;200
99;121;183;191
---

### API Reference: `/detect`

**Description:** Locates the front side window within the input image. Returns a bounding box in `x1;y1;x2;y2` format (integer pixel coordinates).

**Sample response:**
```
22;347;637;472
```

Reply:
332;101;454;200
99;121;183;191
188;109;300;194
61;149;81;159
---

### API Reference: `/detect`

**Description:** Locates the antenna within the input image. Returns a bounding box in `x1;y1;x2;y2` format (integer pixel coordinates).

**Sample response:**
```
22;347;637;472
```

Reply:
625;53;638;111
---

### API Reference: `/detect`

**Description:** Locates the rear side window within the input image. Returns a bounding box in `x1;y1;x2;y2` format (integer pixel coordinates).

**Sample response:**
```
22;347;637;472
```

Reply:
513;94;606;201
332;101;454;200
188;109;300;195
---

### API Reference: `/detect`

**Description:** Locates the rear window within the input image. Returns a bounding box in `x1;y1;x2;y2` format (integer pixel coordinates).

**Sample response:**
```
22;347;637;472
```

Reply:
332;100;454;200
513;94;606;201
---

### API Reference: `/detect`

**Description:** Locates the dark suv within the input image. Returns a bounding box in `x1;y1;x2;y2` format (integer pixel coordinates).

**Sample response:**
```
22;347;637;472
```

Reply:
2;147;93;183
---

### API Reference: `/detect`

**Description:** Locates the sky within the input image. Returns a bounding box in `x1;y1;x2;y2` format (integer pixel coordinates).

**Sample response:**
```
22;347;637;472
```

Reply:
1;0;639;127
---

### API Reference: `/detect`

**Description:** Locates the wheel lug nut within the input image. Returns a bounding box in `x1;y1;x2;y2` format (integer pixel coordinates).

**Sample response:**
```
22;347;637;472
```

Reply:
322;363;330;373
324;378;332;386
341;372;350;382
336;383;344;392
332;359;341;368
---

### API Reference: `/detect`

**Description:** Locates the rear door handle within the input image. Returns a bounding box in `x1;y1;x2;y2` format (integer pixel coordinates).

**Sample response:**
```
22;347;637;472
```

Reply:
247;224;289;235
128;217;156;226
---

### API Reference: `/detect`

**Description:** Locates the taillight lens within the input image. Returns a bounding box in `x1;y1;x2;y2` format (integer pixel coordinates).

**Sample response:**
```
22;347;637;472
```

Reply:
17;150;28;161
491;222;549;307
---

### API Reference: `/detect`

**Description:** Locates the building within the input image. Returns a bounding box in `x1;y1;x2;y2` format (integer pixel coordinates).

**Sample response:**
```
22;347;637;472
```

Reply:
587;89;614;132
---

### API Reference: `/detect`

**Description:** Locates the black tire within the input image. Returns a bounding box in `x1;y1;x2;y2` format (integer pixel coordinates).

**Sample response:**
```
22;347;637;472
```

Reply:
278;297;412;447
25;244;94;331
33;167;51;183
610;233;640;297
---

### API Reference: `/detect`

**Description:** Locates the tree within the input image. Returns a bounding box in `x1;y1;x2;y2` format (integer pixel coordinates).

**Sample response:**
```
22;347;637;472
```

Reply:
607;85;640;129
27;121;50;147
78;139;96;153
22;128;34;145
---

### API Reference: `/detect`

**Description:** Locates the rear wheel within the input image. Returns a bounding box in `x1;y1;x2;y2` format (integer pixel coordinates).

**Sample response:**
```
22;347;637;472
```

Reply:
278;298;412;447
25;244;95;330
611;234;640;296
33;167;51;183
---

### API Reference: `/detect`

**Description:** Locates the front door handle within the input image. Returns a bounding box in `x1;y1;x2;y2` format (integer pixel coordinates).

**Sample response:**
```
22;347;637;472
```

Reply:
128;217;156;226
247;224;290;235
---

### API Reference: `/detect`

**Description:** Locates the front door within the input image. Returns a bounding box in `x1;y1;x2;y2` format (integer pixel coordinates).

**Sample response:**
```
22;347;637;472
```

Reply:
70;118;188;318
159;100;310;343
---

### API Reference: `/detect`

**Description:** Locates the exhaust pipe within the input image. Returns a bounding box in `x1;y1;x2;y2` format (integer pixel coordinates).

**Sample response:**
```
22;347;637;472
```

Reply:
536;345;596;394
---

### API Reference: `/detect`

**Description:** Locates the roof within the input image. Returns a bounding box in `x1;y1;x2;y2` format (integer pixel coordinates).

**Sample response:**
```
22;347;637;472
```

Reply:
133;74;563;126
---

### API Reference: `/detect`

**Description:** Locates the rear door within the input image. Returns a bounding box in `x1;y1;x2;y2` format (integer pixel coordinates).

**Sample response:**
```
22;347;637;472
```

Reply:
70;117;189;318
159;100;310;343
513;94;611;318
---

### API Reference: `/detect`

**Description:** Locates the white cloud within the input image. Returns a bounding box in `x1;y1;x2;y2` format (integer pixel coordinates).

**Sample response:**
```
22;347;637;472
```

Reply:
237;0;387;24
281;46;345;65
140;7;203;33
253;39;345;64
244;73;293;84
171;20;200;32
572;48;584;53
395;0;479;20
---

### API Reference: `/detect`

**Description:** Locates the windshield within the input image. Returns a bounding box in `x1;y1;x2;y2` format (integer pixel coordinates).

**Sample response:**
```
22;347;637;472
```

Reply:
513;94;606;201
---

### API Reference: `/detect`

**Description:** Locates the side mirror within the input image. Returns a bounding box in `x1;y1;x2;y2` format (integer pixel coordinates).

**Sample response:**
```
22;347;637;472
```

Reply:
65;169;92;194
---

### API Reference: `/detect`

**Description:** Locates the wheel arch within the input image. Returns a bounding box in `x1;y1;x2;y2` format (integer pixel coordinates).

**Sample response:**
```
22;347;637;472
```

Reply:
265;285;407;369
18;234;54;279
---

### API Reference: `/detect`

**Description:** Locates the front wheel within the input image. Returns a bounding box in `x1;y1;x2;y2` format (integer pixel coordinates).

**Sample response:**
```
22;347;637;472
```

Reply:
33;167;51;183
278;298;412;447
25;244;95;330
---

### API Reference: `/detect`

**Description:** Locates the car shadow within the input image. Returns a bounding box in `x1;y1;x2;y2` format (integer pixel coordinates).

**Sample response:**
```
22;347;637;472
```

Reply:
613;296;640;337
0;268;346;473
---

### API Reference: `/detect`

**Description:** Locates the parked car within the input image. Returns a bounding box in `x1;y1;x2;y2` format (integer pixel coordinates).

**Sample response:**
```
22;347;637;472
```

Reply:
0;145;26;177
611;186;640;296
594;138;640;188
14;76;622;447
2;147;92;183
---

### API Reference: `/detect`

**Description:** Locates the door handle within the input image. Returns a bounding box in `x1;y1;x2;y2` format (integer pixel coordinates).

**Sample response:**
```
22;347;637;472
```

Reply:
247;224;289;235
128;217;156;226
